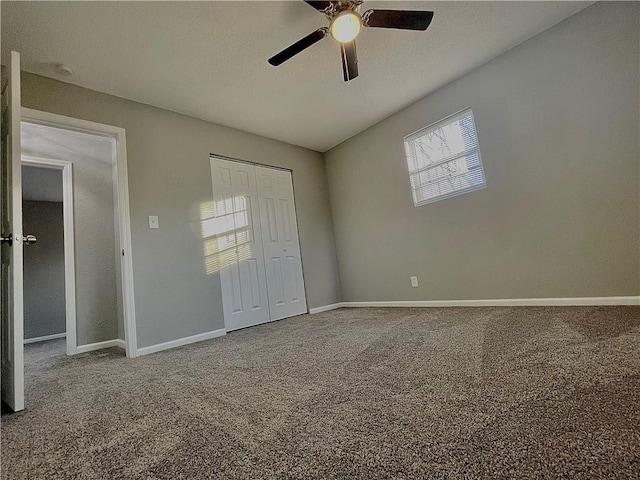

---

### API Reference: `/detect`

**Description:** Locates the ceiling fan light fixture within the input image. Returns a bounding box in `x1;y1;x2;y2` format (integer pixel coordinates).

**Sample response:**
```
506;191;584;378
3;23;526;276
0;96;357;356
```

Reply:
268;1;435;82
330;11;362;43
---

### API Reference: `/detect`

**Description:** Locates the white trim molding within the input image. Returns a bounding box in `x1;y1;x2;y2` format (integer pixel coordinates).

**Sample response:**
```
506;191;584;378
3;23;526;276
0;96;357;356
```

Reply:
309;303;344;314
22;156;78;355
136;329;227;357
340;296;640;308
24;333;66;344
76;339;126;354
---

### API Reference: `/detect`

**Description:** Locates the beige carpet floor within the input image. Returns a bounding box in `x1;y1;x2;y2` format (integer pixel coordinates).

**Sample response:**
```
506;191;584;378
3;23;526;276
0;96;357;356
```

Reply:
2;306;639;479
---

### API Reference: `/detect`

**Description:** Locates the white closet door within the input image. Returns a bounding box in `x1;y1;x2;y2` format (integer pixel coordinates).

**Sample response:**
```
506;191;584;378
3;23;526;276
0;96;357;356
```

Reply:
209;158;270;331
255;166;307;321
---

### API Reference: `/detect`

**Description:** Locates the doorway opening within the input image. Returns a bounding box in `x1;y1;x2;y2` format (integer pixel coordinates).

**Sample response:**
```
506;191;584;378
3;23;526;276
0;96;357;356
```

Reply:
22;164;67;355
20;112;137;359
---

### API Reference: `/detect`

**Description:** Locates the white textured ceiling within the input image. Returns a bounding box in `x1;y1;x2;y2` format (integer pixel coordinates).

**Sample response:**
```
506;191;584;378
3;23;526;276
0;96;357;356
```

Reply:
2;1;590;152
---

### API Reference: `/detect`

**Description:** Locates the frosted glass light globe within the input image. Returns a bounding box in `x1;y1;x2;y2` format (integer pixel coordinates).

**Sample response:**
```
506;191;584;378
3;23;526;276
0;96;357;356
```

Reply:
330;11;362;43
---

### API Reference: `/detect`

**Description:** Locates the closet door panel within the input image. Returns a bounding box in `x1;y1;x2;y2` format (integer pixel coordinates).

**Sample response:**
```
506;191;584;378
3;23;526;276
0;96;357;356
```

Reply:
210;158;270;331
255;166;307;320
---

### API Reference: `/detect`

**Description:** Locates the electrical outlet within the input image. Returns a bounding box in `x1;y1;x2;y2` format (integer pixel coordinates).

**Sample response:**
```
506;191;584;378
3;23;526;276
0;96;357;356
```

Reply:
149;215;159;229
411;276;419;287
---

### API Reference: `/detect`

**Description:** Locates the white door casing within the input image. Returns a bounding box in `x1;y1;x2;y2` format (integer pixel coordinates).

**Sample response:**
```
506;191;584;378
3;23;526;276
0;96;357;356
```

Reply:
21;156;77;356
255;166;307;321
1;51;25;412
209;158;270;331
20;108;137;358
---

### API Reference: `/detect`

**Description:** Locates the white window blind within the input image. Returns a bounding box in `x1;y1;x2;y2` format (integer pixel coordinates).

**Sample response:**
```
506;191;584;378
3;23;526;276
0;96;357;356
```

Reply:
404;108;486;206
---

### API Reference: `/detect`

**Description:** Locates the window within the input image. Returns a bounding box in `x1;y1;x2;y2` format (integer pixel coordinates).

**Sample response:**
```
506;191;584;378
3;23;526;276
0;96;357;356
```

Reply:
404;108;486;206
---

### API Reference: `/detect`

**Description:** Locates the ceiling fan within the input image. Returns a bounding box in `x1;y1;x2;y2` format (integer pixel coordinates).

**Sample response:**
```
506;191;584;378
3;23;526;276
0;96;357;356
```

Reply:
268;0;434;82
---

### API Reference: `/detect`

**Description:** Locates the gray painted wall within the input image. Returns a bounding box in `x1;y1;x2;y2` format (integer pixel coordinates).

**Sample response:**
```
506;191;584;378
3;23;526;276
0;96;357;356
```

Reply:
22;165;62;202
325;2;640;301
20;74;342;348
23;200;66;339
21;125;121;345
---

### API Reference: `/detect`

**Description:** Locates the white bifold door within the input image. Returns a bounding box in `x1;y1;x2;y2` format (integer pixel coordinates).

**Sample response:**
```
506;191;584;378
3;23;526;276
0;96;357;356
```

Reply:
210;158;307;331
254;166;307;321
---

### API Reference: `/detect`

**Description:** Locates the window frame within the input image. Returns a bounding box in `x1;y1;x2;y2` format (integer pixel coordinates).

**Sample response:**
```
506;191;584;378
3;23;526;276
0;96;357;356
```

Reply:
403;107;486;207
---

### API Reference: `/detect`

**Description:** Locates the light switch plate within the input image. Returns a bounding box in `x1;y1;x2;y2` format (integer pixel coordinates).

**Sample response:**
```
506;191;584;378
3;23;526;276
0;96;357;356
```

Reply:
149;215;159;229
410;276;419;287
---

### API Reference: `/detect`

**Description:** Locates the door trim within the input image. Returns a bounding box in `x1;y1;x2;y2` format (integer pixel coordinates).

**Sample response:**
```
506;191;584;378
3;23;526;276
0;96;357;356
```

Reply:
21;108;139;358
21;156;77;355
209;152;292;173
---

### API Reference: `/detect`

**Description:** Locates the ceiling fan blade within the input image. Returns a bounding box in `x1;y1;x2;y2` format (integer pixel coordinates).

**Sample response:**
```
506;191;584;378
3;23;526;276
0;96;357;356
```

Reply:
268;28;328;67
303;1;333;12
363;10;434;31
340;40;358;82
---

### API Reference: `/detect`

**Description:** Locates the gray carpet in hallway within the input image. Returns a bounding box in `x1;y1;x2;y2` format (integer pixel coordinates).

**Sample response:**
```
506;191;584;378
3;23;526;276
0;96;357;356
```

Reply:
2;306;639;479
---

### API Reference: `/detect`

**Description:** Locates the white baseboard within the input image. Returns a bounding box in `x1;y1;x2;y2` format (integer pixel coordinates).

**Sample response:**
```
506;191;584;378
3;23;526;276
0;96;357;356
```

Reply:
76;338;126;354
341;296;640;308
309;303;344;314
136;328;227;357
24;332;66;344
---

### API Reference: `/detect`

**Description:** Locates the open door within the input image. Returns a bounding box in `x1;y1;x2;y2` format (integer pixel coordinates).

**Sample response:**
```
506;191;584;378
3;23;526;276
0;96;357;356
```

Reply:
1;51;25;412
